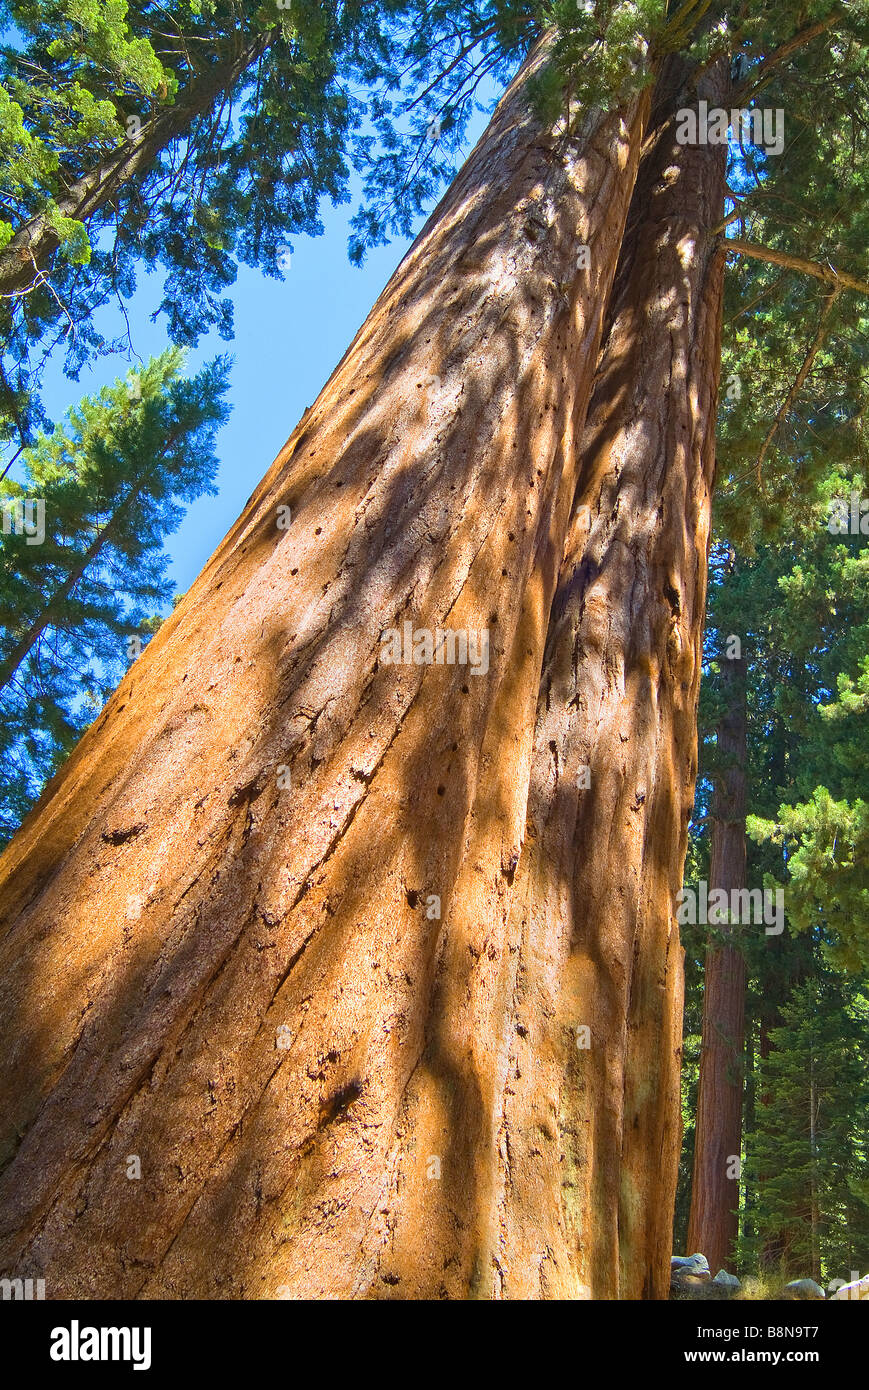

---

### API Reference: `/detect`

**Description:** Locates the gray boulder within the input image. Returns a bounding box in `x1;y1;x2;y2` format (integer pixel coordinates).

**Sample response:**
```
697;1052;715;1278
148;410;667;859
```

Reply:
671;1254;712;1295
783;1278;825;1300
712;1269;741;1291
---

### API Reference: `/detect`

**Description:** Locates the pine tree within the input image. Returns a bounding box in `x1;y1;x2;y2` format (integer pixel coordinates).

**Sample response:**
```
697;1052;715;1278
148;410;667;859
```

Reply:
742;971;869;1285
684;452;869;1275
0;348;230;844
743;495;869;974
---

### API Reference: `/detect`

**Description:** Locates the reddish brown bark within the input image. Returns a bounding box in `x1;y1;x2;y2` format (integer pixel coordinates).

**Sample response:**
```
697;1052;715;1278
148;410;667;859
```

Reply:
687;652;747;1275
0;45;654;1299
488;63;728;1299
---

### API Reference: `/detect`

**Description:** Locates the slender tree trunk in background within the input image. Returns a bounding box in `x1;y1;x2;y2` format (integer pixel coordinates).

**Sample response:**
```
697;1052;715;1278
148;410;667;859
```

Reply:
742;1016;757;1252
687;650;748;1275
757;1018;786;1273
0;44;657;1298
493;60;728;1300
809;1062;820;1283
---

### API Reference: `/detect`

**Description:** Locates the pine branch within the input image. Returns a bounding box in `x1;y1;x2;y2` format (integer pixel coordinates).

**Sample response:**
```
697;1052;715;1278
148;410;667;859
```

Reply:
0;30;274;298
752;287;839;486
724;238;869;299
735;13;844;105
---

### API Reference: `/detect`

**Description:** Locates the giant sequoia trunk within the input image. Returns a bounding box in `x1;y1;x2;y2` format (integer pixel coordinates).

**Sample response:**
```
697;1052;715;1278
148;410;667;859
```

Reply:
0;43;724;1300
494;61;727;1300
687;651;748;1274
0;43;651;1299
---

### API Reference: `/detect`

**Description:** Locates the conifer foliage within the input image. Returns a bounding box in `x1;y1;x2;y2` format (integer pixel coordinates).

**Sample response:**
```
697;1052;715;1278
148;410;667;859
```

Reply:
0;350;229;843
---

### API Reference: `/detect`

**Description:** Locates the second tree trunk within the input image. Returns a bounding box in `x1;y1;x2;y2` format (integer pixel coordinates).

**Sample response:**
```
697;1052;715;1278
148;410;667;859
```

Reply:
687;648;748;1275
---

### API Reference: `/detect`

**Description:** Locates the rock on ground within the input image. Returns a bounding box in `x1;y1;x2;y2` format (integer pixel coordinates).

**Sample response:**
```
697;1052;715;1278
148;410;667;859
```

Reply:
783;1279;826;1300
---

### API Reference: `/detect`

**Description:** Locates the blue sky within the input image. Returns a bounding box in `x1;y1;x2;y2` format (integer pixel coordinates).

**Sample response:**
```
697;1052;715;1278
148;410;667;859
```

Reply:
33;206;412;596
26;101;496;601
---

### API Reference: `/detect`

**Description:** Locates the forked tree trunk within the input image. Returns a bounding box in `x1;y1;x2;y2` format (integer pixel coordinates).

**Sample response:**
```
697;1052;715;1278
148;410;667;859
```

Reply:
492;61;728;1299
687;651;747;1275
0;43;655;1298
